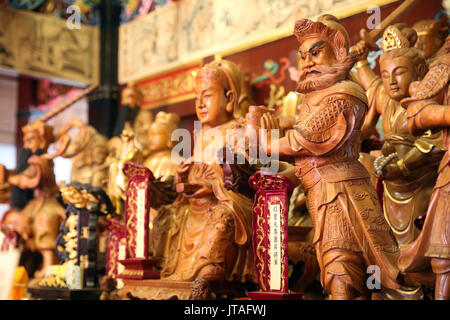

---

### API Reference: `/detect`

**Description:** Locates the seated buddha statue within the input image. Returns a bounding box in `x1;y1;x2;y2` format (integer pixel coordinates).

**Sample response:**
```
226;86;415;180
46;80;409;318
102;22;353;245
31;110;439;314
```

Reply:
148;60;255;298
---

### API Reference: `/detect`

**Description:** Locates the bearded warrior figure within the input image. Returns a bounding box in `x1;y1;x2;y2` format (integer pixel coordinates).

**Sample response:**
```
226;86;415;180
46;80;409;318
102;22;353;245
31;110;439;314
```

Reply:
255;15;403;299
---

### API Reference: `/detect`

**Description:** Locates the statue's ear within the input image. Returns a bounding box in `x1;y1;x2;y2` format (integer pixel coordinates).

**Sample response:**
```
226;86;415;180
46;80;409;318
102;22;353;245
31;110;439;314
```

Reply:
416;63;428;80
225;90;235;113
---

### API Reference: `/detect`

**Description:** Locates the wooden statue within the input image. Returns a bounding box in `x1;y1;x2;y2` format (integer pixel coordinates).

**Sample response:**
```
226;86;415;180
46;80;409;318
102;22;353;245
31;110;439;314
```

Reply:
399;45;450;300
36;182;113;290
107;124;143;217
0;86;96;279
67;125;109;190
5;122;66;278
413;18;448;62
352;24;444;250
113;82;143;137
255;15;402;299
143;111;180;181
129;59;256;300
133;108;154;161
117;163;160;280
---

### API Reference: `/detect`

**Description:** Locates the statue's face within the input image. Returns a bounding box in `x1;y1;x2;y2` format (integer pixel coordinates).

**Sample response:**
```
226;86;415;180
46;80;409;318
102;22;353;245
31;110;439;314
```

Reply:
149;126;171;152
380;56;416;101
134;110;153;146
121;88;141;108
134;111;152;133
195;78;232;127
414;34;443;60
297;37;337;79
23;130;42;153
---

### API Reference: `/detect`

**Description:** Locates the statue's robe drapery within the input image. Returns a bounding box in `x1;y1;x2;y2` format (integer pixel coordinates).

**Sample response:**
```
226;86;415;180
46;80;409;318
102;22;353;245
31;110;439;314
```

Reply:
150;119;255;284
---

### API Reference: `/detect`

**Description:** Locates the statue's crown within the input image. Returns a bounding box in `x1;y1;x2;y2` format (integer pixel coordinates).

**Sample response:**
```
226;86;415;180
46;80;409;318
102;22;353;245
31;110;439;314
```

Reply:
382;25;411;52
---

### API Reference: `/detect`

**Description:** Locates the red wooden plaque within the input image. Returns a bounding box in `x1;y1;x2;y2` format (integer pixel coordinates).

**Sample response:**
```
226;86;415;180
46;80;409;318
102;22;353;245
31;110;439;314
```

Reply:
118;162;159;280
248;171;303;300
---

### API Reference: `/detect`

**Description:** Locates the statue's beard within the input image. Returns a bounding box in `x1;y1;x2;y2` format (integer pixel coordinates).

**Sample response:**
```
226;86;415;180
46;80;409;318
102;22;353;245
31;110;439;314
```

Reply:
296;55;355;93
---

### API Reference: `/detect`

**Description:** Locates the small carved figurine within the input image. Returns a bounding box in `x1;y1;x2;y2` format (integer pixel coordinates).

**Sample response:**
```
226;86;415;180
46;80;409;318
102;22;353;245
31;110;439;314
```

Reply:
143;111;180;181
1;87;96;279
413;18;449;62
256;15;402;299
353;24;444;249
5;121;68;278
149;60;255;299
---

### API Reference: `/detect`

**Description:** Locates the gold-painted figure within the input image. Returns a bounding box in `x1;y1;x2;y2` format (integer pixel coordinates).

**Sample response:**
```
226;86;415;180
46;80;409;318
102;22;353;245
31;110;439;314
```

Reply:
143;111;180;181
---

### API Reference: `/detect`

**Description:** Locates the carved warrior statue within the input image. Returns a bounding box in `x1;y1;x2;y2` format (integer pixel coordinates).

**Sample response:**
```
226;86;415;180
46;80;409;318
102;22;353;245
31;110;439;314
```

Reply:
149;60;255;299
0;86;96;279
133;108;154;161
353;24;444;249
255;15;402;299
399;46;450;300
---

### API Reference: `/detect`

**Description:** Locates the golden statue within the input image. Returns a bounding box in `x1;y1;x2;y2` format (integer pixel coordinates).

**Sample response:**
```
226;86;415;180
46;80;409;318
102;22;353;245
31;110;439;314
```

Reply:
143;111;180;181
399;46;450;300
353;24;444;248
133;108;154;160
107;124;143;217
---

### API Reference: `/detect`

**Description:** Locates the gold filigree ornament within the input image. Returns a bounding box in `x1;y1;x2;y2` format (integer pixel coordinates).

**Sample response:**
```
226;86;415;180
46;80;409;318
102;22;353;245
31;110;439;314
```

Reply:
381;25;410;52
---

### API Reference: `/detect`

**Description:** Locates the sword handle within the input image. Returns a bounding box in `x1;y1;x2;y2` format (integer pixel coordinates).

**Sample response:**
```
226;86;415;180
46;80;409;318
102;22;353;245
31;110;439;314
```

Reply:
360;28;380;51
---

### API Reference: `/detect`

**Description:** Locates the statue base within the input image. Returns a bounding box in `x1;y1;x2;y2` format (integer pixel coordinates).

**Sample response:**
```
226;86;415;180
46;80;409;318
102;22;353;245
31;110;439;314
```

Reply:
117;279;247;300
248;291;304;300
118;258;160;280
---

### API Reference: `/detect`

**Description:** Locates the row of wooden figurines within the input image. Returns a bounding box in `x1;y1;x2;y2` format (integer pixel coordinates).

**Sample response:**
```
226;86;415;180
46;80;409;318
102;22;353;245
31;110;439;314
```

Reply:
0;15;449;300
